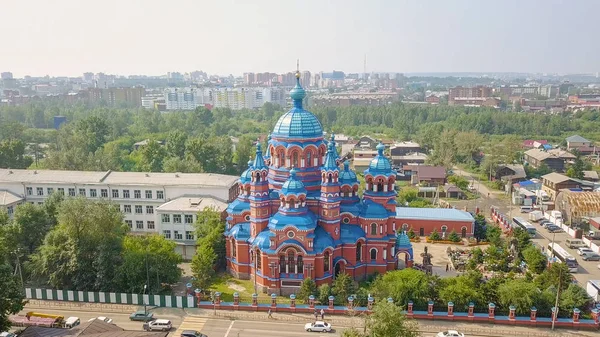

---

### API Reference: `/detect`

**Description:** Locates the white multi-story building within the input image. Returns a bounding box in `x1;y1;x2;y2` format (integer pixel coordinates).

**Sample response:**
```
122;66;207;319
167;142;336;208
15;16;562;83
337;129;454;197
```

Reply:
0;169;238;259
164;87;213;110
212;87;288;110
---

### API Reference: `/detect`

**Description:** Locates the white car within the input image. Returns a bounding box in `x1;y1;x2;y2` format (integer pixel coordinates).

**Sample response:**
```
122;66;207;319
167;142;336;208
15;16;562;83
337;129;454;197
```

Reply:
1;332;16;337
436;330;465;337
88;316;113;324
304;321;332;332
578;247;593;256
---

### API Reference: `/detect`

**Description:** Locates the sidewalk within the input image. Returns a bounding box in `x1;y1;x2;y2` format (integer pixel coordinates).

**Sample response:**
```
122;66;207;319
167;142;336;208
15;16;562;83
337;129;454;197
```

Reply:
184;307;594;337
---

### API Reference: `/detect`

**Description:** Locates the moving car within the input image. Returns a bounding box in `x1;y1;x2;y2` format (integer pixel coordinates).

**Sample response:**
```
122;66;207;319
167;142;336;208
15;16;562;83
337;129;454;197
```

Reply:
578;247;593;256
304;321;332;332
129;311;154;322
88;316;114;324
144;319;172;331
436;331;465;337
181;331;208;337
581;252;600;261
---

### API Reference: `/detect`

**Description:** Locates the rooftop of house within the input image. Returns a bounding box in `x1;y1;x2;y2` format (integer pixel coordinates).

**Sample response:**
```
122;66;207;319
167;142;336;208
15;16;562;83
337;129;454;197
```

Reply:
583;170;599;181
391;152;428;160
156;196;227;212
0;169;238;188
395;207;474;222
403;165;447;179
443;184;462;193
391;141;421;148
566;135;591;143
524;148;575;161
523;139;548;147
542;172;573;184
0;190;24;206
498;164;526;179
18;319;168;337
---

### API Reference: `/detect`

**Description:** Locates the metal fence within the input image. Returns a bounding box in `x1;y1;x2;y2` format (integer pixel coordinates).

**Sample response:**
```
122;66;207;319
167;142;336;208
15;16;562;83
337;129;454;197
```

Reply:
25;288;196;308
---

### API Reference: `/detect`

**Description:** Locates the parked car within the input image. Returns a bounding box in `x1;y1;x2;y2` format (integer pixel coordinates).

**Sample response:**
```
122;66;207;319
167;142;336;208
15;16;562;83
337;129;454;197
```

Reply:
144;319;172;331
546;225;563;233
581;252;600;261
0;332;16;337
129;311;154;322
88;316;114;324
181;331;208;337
540;221;553;227
436;331;465;337
578;247;594;256
304;321;332;332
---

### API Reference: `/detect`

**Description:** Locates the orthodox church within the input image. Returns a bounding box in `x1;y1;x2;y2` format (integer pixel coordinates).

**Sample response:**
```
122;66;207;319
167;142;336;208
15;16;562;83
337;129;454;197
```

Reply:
225;71;472;294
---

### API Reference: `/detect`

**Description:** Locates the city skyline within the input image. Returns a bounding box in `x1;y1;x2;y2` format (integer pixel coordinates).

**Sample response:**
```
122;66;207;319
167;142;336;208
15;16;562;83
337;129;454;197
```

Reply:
1;0;600;77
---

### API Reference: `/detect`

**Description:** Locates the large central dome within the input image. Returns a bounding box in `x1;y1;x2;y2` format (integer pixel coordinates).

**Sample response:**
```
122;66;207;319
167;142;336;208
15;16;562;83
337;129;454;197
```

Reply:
272;72;323;139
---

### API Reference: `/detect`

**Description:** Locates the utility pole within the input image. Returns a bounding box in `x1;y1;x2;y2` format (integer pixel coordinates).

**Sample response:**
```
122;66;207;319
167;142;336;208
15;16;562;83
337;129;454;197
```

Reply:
552;268;562;330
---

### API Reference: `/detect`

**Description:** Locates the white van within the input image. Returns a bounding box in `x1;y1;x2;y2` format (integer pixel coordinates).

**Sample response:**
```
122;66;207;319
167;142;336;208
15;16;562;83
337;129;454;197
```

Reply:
64;317;80;328
145;319;172;332
566;238;586;249
520;206;533;213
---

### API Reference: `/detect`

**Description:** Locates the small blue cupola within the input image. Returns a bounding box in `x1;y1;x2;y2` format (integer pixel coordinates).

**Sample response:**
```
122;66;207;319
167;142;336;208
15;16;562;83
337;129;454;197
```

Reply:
364;142;394;177
240;160;254;184
339;161;358;186
281;167;307;196
252;143;267;171
322;142;339;171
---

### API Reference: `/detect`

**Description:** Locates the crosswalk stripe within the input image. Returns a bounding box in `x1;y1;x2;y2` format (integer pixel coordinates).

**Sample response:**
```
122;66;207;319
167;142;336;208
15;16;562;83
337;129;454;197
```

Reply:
171;316;209;336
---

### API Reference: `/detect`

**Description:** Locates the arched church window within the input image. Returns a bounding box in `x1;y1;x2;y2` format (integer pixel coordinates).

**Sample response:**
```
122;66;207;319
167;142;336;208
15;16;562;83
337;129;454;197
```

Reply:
279;255;286;273
328;173;333;183
324;251;330;272
370;248;377;260
370;223;377;235
231;241;236;258
255;172;261;182
289;199;295;208
256;250;261;269
297;255;303;272
292;152;299;167
306;152;312;167
377;182;384;192
287;250;296;273
356;242;362;262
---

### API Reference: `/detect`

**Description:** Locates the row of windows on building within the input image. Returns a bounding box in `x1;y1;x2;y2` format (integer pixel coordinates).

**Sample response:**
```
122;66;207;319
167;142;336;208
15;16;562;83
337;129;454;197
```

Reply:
125;220;155;230
26;187;164;199
162;229;195;240
160;213;194;224
122;205;155;214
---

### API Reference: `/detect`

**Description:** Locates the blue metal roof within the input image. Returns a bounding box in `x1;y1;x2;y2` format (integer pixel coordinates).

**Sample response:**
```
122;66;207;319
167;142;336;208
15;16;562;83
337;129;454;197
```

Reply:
395;231;412;249
281;168;307;196
240;160;253;183
228;222;250;241
252;143;267;170
251;229;275;251
268;210;317;231
341;202;362;215
272;74;323;139
339;161;358;186
364;143;394;176
340;224;365;244
360;199;392;219
314;226;334;251
322;142;339;171
395;207;475;222
226;199;250;214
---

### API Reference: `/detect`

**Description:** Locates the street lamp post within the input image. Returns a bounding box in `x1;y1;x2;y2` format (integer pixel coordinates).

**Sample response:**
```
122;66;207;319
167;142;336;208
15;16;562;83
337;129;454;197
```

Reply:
552;267;562;330
143;284;147;316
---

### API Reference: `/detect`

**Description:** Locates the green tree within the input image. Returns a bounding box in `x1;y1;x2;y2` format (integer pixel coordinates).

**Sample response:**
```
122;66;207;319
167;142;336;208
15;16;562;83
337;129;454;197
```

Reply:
194;107;214;125
428;228;441;241
133;139;166;172
566;152;585;180
448;230;461;243
522;246;547;274
116;235;182;294
512;228;531;253
407;228;416;239
234;136;254;174
0;263;25;332
366;299;420;337
498;279;540;315
535;262;572;292
297;278;317;304
438;273;483;309
194;207;226;269
191;244;216;289
486;224;502;246
559;283;591;315
317;284;332;305
473;213;487;242
397;187;418;205
332;272;355;305
162;157;202;173
165;131;188;159
0;139;33;169
447;175;469;190
370;269;432;307
29;198;126;291
5;202;53;256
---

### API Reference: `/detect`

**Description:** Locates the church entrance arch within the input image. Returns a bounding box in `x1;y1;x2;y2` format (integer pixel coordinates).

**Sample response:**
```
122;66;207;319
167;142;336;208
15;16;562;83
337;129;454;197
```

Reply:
396;251;411;270
334;260;345;279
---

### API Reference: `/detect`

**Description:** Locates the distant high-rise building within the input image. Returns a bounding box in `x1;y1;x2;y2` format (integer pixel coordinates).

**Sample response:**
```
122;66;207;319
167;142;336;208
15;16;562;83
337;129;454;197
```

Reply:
244;72;255;85
164;87;212;110
1;72;13;80
82;72;94;82
301;71;311;88
448;86;492;103
87;87;145;107
167;72;185;82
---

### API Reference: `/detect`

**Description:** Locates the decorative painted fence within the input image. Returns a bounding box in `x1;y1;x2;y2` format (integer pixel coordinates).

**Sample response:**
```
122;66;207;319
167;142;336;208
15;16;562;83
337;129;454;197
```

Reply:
25;288;196;308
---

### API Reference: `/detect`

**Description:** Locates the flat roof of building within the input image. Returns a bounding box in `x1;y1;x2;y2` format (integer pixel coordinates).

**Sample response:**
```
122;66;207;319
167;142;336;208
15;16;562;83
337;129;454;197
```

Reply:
156;196;227;212
395;207;474;222
0;169;238;188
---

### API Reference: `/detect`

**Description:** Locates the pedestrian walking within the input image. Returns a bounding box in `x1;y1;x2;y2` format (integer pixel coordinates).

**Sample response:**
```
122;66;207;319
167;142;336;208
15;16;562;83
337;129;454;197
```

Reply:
445;264;449;272
320;309;325;320
268;309;272;319
314;309;318;320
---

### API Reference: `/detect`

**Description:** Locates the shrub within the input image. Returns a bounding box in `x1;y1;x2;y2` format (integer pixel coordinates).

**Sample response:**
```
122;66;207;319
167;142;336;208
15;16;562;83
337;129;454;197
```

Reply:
407;228;416;239
448;230;461;243
429;228;441;241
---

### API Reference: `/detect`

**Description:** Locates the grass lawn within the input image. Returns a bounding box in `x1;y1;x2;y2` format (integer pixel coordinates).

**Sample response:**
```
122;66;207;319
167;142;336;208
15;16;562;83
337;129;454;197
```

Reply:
208;273;291;303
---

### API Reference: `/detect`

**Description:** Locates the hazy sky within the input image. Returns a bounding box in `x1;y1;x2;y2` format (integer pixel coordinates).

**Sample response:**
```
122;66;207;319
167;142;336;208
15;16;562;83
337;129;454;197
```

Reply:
1;0;598;77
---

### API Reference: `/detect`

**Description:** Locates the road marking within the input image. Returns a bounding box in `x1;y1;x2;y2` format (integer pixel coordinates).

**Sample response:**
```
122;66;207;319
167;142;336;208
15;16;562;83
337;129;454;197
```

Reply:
171;316;208;336
223;320;235;337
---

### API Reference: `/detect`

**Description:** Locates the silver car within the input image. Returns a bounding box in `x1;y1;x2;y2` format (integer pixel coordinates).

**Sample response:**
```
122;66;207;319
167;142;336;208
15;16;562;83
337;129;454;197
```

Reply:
304;321;332;332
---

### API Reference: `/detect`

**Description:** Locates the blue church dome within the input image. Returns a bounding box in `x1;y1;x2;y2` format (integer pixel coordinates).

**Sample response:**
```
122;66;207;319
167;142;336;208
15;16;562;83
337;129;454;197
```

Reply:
281;168;307;196
272;72;323;139
240;160;254;183
365;143;393;175
360;199;390;219
339;161;358;185
395;231;412;249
